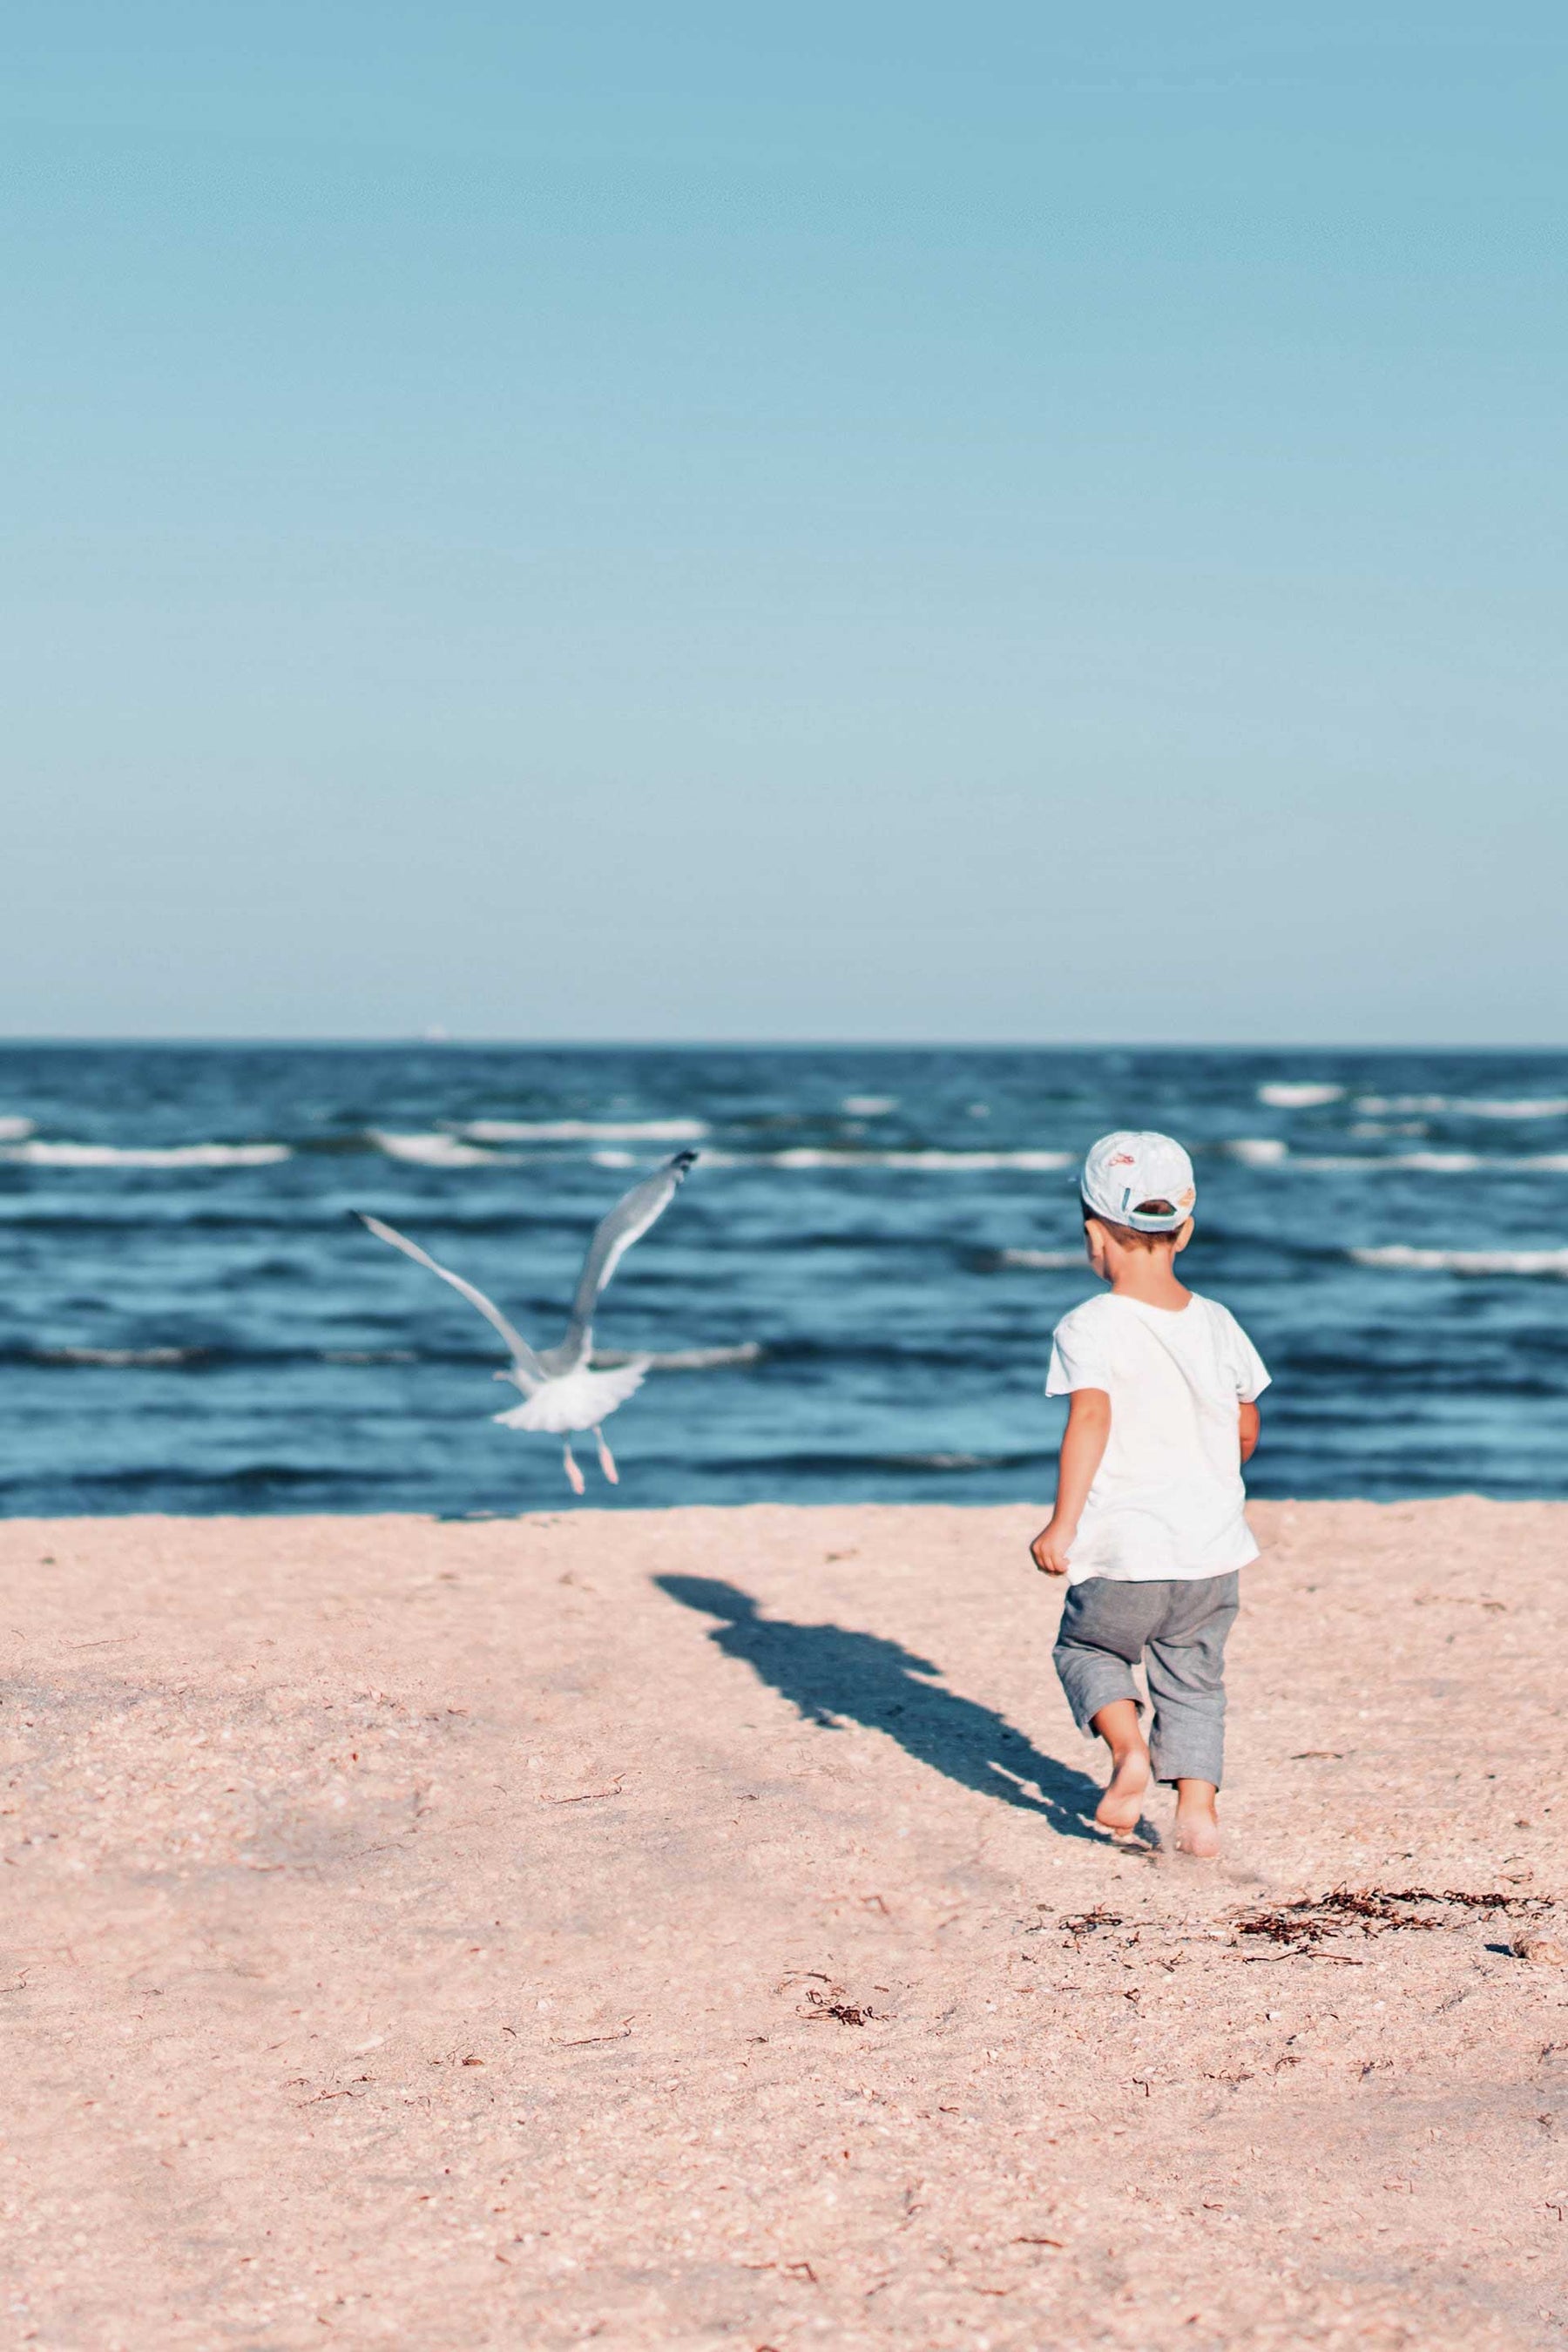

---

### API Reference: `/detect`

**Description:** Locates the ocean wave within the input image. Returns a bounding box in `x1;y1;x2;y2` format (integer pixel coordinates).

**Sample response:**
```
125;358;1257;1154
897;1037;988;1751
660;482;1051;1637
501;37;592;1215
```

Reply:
0;1140;292;1168
1349;1246;1568;1277
320;1348;419;1363
0;1115;35;1141
0;1461;370;1497
841;1095;898;1116
34;1345;207;1367
1233;1147;1502;1173
996;1248;1086;1269
592;1342;765;1370
461;1119;707;1143
708;1147;1074;1171
368;1130;498;1167
1355;1095;1568;1119
1292;1151;1486;1172
1256;1082;1343;1109
888;1452;991;1471
1189;1141;1568;1176
720;1448;1037;1476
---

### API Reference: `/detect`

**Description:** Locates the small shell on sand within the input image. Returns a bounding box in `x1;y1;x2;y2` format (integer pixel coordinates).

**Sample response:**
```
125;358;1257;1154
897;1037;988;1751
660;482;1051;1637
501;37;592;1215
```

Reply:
1511;1931;1568;1965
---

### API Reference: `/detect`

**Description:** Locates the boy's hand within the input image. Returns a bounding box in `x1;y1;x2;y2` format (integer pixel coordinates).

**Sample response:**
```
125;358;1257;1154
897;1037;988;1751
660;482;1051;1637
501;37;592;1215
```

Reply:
1030;1518;1076;1577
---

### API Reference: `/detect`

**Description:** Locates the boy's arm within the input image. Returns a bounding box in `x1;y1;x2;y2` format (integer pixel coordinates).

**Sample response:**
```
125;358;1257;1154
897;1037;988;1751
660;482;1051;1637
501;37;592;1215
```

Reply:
1030;1388;1111;1576
1240;1400;1260;1463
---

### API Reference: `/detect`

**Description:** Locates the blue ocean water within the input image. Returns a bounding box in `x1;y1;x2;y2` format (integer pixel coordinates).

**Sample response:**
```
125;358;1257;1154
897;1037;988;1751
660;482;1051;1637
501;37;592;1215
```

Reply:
1;1044;1565;1516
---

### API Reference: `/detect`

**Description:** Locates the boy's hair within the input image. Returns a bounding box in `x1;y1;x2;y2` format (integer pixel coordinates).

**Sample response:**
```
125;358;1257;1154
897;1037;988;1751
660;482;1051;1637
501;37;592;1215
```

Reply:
1083;1199;1189;1251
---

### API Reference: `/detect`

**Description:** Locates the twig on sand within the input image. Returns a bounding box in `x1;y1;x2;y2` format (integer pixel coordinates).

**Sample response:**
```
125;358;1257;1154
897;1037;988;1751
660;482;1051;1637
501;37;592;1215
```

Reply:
295;2077;372;2105
542;1776;625;1806
743;2258;819;2288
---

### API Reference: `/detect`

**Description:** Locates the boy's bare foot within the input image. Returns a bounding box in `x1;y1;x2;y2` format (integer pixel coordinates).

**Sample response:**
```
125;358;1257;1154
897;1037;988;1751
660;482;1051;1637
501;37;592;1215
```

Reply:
1094;1744;1152;1835
1173;1780;1220;1856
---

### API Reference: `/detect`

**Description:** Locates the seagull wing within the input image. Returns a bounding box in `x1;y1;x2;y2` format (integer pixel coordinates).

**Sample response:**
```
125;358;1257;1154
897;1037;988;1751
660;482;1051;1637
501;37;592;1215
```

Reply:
355;1212;545;1385
550;1151;698;1369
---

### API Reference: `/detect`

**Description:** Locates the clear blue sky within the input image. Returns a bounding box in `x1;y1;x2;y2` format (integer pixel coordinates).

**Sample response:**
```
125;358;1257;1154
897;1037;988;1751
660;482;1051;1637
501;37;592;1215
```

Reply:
4;3;1565;1041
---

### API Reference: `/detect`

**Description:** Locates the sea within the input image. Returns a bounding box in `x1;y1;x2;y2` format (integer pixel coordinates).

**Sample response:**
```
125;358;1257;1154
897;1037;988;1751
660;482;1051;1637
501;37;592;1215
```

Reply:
2;1044;1565;1517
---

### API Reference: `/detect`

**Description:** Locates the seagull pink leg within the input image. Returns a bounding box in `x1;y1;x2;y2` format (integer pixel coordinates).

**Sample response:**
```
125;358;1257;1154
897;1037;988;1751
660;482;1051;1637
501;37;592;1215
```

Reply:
593;1425;618;1484
562;1441;585;1496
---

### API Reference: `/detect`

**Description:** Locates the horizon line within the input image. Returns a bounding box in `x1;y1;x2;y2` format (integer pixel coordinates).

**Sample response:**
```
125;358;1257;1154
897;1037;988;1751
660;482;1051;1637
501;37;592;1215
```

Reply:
0;1037;1564;1055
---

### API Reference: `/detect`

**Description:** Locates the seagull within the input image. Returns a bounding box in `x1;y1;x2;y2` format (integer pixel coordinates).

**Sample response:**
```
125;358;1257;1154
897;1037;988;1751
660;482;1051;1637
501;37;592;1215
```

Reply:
354;1150;697;1493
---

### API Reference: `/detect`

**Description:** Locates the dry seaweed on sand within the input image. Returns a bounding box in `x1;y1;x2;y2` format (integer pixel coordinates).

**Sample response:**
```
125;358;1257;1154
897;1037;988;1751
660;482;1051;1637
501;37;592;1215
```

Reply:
1229;1885;1556;1946
801;1988;880;2025
1057;1907;1127;1941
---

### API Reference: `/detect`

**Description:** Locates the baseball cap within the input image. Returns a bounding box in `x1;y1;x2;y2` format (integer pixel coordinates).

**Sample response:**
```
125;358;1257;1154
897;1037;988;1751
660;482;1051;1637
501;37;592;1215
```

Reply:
1080;1131;1197;1233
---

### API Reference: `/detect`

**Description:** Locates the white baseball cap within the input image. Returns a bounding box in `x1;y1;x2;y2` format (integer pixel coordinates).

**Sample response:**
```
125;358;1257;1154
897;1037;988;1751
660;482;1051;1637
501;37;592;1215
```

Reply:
1080;1131;1197;1232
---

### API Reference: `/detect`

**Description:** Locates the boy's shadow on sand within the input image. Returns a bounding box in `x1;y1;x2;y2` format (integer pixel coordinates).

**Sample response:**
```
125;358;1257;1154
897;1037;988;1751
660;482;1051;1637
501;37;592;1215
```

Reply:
655;1576;1133;1847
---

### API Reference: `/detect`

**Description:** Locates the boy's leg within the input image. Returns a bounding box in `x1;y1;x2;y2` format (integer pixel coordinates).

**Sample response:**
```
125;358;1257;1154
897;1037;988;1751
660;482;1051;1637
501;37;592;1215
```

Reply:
1053;1580;1166;1834
1143;1573;1240;1855
1087;1698;1152;1834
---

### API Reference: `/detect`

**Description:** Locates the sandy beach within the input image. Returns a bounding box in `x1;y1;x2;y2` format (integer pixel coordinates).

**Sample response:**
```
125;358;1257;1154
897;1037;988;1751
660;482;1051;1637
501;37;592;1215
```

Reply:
3;1500;1565;2349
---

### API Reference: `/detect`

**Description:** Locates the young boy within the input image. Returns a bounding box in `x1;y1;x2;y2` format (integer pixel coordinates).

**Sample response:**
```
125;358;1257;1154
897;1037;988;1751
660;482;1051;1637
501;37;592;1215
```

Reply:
1030;1132;1268;1856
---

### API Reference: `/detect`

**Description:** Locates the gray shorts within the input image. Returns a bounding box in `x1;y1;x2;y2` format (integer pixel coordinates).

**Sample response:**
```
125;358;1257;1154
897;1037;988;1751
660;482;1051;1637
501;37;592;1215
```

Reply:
1052;1571;1240;1788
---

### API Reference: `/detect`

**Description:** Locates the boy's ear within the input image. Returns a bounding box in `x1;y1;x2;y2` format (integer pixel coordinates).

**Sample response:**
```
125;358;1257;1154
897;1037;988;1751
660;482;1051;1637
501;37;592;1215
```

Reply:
1172;1217;1194;1254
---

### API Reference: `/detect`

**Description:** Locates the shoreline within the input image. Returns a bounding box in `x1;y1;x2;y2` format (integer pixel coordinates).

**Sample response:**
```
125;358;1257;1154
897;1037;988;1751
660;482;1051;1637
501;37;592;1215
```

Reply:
4;1499;1563;2347
5;1489;1560;1525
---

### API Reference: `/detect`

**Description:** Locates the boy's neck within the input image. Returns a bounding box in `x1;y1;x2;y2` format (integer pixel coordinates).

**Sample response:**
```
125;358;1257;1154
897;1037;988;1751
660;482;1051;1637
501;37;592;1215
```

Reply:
1108;1255;1192;1309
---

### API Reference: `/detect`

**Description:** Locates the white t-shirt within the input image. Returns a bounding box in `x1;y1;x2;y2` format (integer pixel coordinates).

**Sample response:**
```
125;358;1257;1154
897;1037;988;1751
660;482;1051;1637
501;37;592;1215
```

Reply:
1045;1291;1270;1585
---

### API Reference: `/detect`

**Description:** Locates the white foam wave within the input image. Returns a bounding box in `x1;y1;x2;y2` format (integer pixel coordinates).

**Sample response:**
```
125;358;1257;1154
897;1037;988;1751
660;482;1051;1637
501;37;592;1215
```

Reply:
0;1140;291;1168
368;1130;497;1167
1223;1138;1290;1166
1350;1246;1568;1277
1355;1095;1568;1119
1207;1142;1568;1175
728;1147;1074;1171
462;1119;707;1143
1287;1151;1500;1173
1257;1082;1343;1109
0;1116;35;1141
841;1095;897;1116
37;1345;200;1366
997;1248;1085;1269
594;1342;765;1370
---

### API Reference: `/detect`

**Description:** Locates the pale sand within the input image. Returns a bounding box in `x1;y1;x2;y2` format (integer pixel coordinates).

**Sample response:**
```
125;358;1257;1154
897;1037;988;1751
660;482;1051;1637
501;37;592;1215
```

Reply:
3;1501;1565;2350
